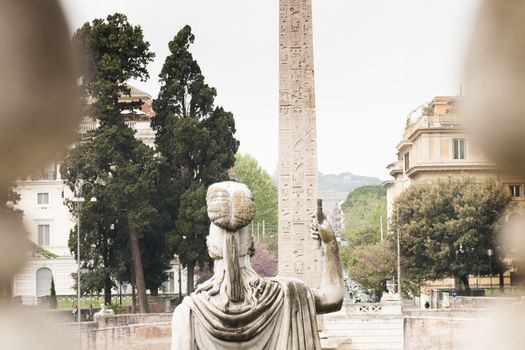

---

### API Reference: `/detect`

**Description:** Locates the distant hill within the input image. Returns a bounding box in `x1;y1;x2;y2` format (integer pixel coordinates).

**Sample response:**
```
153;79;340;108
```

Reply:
341;185;387;242
271;172;381;193
318;172;381;193
271;172;382;217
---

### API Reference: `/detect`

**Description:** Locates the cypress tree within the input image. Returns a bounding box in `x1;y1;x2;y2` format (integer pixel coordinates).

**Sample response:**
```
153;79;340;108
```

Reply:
152;26;239;293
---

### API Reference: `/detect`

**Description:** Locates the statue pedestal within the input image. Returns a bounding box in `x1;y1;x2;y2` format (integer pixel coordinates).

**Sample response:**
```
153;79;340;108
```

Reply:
380;293;402;314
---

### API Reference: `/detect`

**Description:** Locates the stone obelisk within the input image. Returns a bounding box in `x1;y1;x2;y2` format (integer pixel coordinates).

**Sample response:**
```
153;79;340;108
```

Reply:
278;0;321;289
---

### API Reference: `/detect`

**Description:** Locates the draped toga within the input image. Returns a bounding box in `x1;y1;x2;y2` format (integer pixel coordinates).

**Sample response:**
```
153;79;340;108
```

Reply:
171;277;321;350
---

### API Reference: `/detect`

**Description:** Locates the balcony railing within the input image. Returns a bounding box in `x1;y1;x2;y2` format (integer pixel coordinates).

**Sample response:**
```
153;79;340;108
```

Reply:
404;114;463;139
30;170;57;181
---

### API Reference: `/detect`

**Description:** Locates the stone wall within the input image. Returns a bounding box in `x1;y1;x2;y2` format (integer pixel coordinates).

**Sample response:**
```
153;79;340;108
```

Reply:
404;309;488;350
69;313;172;350
323;302;495;350
452;296;517;309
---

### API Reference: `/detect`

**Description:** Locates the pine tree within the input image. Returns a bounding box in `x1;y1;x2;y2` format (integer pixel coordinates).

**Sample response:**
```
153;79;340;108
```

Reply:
62;13;158;312
152;25;239;293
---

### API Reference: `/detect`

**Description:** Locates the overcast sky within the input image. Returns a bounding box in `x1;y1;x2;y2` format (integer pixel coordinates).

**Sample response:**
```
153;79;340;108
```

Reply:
59;0;481;180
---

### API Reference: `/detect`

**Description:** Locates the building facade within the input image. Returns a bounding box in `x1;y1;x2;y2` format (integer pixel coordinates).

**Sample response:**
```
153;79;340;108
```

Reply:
13;85;184;304
384;96;525;296
384;96;525;220
13;162;76;303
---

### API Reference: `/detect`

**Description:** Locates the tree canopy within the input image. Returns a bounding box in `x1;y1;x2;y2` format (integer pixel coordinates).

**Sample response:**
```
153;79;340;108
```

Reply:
233;154;278;235
341;185;390;298
342;185;386;246
346;242;396;297
390;177;512;294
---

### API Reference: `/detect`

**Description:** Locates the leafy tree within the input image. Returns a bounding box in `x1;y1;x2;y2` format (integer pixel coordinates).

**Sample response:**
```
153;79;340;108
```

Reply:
341;185;386;245
341;185;389;297
63;13;159;312
390;178;512;295
2;185;22;218
234;154;277;235
345;242;396;298
152;25;239;293
347;227;382;247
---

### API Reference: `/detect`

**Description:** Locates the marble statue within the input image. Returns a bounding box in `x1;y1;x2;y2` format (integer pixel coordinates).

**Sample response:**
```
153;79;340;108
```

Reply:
95;304;115;317
381;280;400;302
171;181;344;349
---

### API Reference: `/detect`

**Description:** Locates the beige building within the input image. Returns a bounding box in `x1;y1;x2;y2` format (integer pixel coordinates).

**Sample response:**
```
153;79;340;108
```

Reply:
383;96;525;296
384;96;525;220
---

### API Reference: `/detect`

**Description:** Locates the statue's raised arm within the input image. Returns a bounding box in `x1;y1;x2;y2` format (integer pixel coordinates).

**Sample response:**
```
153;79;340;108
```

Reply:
171;182;345;350
309;203;345;314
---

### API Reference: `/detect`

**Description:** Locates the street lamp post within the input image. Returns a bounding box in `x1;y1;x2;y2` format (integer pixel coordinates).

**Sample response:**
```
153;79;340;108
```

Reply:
73;180;96;348
487;249;494;296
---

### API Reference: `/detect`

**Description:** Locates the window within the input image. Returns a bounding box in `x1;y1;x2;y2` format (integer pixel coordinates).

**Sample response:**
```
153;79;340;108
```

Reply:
36;267;52;297
509;185;522;198
37;193;49;205
404;152;410;172
38;224;50;247
453;139;466;160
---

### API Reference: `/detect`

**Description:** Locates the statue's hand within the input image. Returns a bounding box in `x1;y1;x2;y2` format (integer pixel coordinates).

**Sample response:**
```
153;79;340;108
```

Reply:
310;213;335;245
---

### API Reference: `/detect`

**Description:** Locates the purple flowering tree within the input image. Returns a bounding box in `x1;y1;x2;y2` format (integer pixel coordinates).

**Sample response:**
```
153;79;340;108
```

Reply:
251;241;278;277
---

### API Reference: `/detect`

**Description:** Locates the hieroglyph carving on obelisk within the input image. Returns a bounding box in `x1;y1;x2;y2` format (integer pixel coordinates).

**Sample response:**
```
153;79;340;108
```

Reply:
278;0;321;288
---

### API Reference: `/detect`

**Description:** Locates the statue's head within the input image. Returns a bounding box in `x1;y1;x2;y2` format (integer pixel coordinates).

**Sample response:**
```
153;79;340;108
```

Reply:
206;181;256;258
203;181;257;302
206;181;256;231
